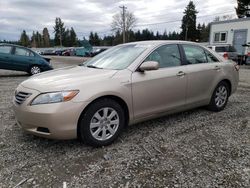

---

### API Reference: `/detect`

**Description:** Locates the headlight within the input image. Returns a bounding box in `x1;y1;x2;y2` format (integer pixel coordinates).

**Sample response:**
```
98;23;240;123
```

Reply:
31;90;79;105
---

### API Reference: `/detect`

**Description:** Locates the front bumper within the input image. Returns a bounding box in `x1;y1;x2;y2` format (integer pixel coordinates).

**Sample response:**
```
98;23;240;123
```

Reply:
13;85;87;140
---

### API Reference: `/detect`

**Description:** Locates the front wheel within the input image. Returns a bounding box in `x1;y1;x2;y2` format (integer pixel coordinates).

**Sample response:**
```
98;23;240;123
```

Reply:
29;65;41;75
207;81;229;112
79;98;125;147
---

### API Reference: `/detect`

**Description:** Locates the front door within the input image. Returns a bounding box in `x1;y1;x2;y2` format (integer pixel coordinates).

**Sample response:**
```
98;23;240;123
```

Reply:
132;44;187;120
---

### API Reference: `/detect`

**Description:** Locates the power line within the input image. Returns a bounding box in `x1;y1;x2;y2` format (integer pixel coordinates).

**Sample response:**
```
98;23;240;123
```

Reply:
135;10;235;27
136;2;236;19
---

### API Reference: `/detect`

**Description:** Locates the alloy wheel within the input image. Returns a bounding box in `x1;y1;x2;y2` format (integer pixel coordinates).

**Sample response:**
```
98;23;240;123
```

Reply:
215;85;228;108
30;66;41;75
90;107;119;141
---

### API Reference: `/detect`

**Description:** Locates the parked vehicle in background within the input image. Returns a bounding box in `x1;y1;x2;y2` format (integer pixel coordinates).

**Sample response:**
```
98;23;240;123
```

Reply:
0;43;53;75
41;49;56;56
209;17;250;64
62;48;76;56
90;47;109;57
13;41;239;147
54;49;65;56
207;45;238;62
75;47;91;57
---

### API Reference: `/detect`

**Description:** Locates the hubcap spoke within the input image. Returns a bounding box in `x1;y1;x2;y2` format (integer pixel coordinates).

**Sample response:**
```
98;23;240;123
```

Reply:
107;125;115;135
108;111;117;119
101;129;107;140
103;108;109;118
110;119;119;125
93;128;102;137
94;112;102;121
90;122;101;129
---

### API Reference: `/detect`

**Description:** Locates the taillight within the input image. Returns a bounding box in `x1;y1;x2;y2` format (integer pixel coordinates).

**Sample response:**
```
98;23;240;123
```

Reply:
223;52;228;60
248;52;250;56
234;63;240;71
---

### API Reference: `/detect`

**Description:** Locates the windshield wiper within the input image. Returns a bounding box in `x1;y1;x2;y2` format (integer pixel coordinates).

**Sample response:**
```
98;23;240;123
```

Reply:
86;65;103;69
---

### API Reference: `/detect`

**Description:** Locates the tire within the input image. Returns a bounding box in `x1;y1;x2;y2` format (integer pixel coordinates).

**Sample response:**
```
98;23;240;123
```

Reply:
207;81;229;112
79;98;125;147
29;65;41;75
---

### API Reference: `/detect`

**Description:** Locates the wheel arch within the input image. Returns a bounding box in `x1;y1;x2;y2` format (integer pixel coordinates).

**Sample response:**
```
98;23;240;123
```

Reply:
77;95;130;139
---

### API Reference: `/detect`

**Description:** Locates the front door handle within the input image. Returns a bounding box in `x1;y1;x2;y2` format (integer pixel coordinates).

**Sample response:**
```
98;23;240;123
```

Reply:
176;71;185;76
214;66;221;70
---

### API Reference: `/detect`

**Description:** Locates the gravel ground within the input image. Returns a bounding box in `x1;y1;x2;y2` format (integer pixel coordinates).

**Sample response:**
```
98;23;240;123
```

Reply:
0;58;250;187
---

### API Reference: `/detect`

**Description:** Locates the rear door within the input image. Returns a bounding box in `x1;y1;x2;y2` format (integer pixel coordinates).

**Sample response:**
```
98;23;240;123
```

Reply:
12;47;36;71
0;45;13;69
181;44;222;105
132;44;187;119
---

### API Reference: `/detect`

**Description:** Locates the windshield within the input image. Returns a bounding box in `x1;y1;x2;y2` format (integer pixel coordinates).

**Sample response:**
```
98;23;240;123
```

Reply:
83;44;147;70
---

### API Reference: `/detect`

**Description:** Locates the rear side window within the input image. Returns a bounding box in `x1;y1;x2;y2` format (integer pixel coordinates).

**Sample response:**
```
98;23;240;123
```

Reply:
0;46;12;54
15;47;32;56
182;45;207;64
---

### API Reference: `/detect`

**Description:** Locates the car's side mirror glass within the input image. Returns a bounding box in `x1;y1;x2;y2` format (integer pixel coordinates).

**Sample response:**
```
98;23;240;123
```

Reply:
139;61;159;72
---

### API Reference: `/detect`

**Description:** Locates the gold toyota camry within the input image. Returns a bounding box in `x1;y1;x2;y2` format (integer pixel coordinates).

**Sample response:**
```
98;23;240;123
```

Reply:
13;41;239;146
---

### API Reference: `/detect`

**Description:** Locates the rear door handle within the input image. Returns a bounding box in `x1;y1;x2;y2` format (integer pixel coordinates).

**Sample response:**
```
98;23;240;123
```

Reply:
214;66;221;70
176;71;185;76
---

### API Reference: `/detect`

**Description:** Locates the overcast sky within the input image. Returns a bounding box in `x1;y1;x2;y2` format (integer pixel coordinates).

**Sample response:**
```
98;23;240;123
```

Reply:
0;0;237;41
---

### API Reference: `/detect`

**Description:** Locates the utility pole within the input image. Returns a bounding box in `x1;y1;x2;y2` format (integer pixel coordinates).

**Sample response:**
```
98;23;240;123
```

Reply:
119;5;127;43
185;23;188;41
59;27;62;47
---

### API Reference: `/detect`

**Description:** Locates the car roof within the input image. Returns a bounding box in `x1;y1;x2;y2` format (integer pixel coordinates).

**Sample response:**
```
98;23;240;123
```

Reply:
122;40;199;46
0;43;29;48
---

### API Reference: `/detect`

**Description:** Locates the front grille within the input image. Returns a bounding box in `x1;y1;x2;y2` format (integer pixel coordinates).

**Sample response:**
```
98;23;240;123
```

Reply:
15;91;32;105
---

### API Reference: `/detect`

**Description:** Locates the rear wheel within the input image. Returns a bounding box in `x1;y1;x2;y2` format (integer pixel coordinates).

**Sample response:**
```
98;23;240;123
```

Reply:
29;65;41;75
207;81;229;112
79;98;125;147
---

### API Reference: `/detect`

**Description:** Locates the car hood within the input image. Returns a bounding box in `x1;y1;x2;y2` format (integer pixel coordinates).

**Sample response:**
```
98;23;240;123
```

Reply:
20;66;118;92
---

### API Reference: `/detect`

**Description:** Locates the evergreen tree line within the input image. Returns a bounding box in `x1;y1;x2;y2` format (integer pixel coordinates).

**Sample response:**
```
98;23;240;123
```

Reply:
17;18;79;47
11;0;247;48
89;23;209;46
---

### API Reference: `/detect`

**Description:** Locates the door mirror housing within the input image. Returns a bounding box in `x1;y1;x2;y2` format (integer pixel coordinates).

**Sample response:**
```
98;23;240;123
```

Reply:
139;61;159;71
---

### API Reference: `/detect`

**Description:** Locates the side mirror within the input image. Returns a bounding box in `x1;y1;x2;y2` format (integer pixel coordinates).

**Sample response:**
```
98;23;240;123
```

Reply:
139;61;159;72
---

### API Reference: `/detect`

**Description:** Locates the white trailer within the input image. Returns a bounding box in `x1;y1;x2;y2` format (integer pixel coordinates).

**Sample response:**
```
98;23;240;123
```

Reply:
209;17;250;63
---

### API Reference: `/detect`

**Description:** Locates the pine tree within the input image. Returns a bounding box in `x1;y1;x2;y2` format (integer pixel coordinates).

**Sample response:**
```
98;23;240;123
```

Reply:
181;1;198;41
236;0;250;18
19;30;30;47
70;27;78;46
53;17;65;46
42;28;50;47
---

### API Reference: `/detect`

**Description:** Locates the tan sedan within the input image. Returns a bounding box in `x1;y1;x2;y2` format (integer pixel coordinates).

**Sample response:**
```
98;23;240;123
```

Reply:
13;41;239;146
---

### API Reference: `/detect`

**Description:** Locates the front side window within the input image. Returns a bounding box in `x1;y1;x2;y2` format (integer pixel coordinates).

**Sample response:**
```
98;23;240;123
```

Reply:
144;44;181;68
183;45;207;64
0;46;12;54
15;47;31;56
